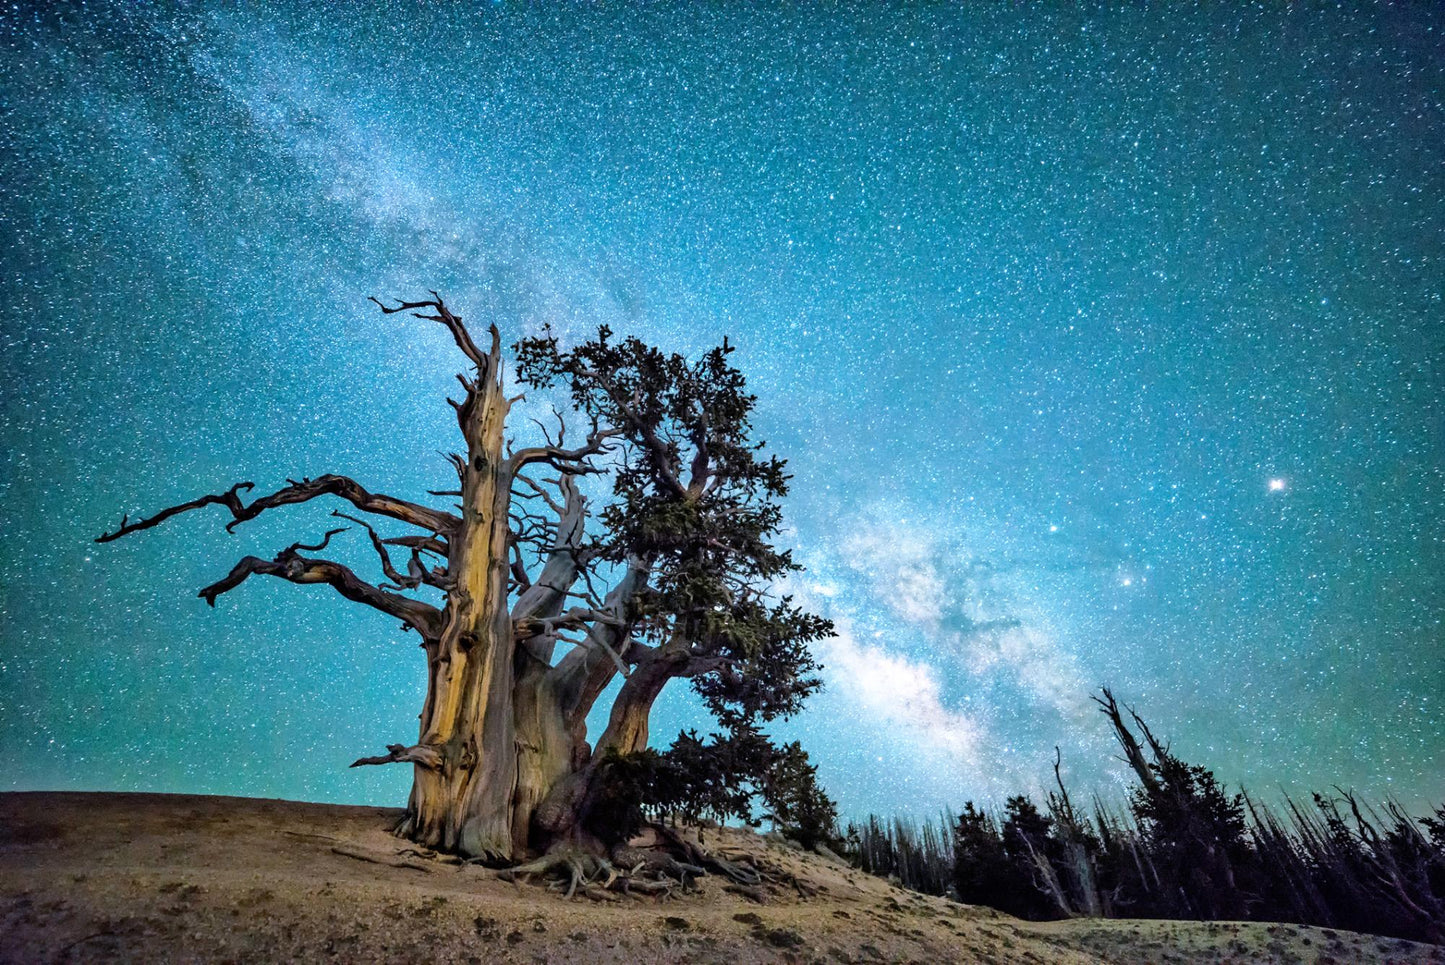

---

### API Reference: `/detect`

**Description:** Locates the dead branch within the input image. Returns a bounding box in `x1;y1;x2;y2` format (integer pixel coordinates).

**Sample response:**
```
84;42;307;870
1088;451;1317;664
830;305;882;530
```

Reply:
509;541;533;591
197;536;443;639
97;474;459;545
507;424;626;475
332;511;453;591
511;475;594;662
96;482;254;542
349;742;444;769
724;883;770;903
512;473;566;517
550;558;651;724
1093;687;1159;795
513;606;622;640
370;292;487;370
332;511;408;584
330;844;434;873
381;533;449;558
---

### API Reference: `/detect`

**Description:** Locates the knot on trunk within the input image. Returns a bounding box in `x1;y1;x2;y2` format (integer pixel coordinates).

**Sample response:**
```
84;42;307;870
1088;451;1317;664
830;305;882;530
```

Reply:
533;770;591;835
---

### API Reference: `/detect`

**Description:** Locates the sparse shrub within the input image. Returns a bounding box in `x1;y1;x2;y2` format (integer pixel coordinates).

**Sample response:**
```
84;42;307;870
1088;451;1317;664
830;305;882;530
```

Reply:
602;724;843;848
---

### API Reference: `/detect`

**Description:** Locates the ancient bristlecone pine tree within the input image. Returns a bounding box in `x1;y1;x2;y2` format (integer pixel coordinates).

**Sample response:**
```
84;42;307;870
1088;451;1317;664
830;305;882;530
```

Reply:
99;294;832;862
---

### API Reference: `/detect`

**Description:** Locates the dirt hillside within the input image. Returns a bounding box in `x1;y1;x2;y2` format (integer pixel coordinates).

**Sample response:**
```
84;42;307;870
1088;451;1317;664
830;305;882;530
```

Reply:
1;792;1440;963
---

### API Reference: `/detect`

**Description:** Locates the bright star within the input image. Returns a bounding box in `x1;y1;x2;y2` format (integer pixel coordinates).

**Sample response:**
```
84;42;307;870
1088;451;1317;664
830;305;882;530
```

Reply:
1269;478;1287;492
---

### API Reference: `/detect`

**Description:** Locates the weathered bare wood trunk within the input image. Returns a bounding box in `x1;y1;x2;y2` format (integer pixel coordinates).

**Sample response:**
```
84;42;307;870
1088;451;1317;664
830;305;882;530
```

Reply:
391;323;625;860
511;666;578;852
398;329;520;859
531;648;680;846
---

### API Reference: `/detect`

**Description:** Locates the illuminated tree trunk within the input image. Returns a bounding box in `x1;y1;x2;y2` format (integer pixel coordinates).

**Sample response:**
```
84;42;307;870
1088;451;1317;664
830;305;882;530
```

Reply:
591;651;681;758
532;647;684;846
377;306;637;860
394;325;519;859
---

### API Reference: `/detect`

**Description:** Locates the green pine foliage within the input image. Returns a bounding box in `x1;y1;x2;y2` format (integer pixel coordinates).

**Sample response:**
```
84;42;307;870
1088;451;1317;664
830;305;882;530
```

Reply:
762;740;840;850
598;726;843;848
514;325;832;728
514;325;840;848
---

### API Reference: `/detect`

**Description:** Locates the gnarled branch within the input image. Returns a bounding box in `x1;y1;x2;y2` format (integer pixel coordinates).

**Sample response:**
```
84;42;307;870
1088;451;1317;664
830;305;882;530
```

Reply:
349;743;444;770
232;475;460;534
513;606;622;641
332;511;454;592
198;533;443;639
511;478;587;611
382;533;450;559
97;474;459;544
370;292;486;369
507;424;626;475
1093;687;1159;795
96;482;254;542
551;559;651;724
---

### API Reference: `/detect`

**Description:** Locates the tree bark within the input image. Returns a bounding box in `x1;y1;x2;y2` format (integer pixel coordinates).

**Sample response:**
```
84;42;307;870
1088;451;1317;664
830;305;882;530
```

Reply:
592;652;679;758
507;477;598;854
530;648;682;846
511;665;577;853
368;304;654;862
398;325;520;860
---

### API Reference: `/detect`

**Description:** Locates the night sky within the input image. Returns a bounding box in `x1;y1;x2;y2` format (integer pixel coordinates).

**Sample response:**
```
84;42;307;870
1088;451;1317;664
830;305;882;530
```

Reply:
2;3;1441;820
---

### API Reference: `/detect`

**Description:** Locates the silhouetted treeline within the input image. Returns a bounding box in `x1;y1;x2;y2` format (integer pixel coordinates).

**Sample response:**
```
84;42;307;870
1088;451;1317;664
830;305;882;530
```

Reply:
842;689;1445;944
848;813;957;898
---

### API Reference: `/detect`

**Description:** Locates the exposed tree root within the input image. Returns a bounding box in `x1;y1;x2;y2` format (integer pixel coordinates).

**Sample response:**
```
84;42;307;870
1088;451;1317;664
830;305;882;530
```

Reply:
329;844;435;873
499;851;616;899
581;883;620;902
490;823;817;902
398;847;463;865
724;883;771;903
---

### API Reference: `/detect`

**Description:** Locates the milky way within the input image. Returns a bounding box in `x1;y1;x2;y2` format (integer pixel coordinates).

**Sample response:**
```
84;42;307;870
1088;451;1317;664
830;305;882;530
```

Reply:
2;3;1441;818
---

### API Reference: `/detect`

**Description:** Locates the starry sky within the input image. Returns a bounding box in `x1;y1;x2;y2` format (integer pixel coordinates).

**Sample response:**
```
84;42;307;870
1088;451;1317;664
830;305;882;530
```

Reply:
2;2;1441;820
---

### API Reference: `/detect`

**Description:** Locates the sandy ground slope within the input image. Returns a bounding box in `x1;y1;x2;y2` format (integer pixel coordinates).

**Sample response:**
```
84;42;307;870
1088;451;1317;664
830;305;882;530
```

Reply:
1;792;1441;964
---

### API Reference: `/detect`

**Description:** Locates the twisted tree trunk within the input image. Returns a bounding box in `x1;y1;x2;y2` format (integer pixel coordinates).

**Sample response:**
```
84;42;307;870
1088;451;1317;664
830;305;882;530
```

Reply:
382;312;638;861
396;325;521;859
592;651;683;759
532;647;683;848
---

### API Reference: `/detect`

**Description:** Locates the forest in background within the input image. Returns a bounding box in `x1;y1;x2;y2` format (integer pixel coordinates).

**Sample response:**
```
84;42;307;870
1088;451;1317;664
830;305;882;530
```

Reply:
841;689;1445;944
624;688;1445;945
